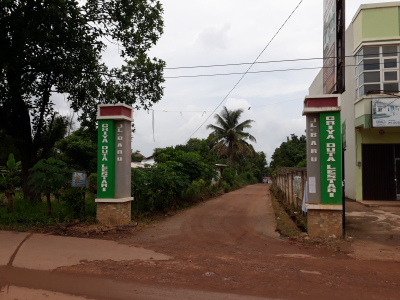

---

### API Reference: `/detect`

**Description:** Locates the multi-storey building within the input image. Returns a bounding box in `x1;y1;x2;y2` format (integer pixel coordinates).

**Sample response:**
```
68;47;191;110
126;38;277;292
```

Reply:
309;2;400;202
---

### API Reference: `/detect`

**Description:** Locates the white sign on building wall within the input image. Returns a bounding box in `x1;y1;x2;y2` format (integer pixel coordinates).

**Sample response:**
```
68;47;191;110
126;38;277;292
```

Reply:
372;98;400;127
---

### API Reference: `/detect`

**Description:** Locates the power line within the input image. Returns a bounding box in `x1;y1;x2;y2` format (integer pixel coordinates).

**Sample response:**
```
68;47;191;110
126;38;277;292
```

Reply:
167;66;321;78
166;61;398;79
186;0;304;141
153;109;213;112
165;57;319;70
164;52;400;70
152;97;304;113
251;97;303;108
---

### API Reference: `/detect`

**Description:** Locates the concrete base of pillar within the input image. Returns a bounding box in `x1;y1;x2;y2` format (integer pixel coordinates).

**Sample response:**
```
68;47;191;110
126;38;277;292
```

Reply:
308;209;343;238
97;201;131;224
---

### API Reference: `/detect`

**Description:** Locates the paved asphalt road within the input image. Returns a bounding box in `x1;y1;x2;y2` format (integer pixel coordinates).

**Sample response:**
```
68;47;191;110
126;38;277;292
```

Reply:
1;184;400;300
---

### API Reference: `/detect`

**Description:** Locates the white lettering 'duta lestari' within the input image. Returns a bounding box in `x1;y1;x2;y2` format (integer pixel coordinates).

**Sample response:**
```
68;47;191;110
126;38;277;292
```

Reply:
326;116;337;198
327;165;336;197
327;142;335;162
101;164;108;192
102;146;108;162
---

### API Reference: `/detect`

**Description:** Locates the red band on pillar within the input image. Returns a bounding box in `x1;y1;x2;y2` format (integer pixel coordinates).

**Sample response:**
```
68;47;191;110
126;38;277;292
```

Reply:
100;106;132;118
306;98;338;108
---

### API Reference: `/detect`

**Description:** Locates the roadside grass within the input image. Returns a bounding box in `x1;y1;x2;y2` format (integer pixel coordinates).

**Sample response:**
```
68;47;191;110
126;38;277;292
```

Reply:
269;185;350;251
270;193;302;237
0;190;97;231
0;188;227;233
0;180;256;234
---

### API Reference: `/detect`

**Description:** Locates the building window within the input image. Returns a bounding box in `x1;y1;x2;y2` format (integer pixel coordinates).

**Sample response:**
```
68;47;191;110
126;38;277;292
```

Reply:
355;45;399;98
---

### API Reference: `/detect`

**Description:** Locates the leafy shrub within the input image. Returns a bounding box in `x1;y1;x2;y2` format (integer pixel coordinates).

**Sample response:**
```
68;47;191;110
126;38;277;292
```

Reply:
29;157;72;216
221;168;235;186
0;193;60;227
183;181;201;199
61;188;85;219
0;189;96;228
131;161;192;213
197;179;207;193
88;173;97;194
209;184;220;193
0;153;22;213
246;172;253;181
223;183;231;193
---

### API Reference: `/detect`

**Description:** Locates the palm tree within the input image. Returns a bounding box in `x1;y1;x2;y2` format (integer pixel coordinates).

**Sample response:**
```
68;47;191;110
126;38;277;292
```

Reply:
206;106;256;167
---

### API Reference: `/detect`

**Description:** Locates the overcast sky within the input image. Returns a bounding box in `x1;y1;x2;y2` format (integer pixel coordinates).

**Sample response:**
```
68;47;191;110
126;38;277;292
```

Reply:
57;0;392;162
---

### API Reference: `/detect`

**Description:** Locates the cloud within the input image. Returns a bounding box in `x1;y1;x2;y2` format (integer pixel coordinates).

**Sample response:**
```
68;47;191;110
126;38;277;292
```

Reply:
197;24;231;50
50;0;391;160
225;97;251;110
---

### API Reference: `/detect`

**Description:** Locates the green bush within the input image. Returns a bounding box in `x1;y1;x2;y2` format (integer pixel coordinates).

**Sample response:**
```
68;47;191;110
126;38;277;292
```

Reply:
183;181;201;199
88;173;97;194
246;172;252;181
0;188;96;229
223;183;231;193
209;183;220;193
29;157;72;216
131;145;218;214
0;153;22;213
221;168;235;186
0;192;61;227
61;188;85;219
131;161;191;212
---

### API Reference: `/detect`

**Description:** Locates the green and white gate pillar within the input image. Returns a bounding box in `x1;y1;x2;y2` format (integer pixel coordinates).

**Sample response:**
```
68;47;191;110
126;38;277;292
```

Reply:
96;104;134;223
303;95;343;238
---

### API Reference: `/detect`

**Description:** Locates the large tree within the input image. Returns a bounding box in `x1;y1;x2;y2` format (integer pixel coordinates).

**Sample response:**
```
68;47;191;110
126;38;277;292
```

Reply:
0;0;165;197
206;106;256;167
234;145;268;181
55;127;98;173
269;134;306;174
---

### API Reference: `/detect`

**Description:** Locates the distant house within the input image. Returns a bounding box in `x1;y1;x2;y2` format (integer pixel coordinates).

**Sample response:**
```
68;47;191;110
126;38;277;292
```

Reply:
141;155;155;165
131;155;155;169
131;152;145;162
130;161;143;168
263;177;271;183
212;164;228;184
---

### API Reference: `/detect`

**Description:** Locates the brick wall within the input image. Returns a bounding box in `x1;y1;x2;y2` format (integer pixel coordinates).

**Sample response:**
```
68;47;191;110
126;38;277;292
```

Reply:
308;209;342;238
97;202;131;224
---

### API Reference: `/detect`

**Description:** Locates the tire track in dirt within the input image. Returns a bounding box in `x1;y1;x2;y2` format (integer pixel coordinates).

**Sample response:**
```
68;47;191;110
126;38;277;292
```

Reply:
55;184;400;300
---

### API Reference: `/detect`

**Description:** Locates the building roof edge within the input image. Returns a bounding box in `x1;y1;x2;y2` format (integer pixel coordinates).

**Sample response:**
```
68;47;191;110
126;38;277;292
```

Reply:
352;2;400;24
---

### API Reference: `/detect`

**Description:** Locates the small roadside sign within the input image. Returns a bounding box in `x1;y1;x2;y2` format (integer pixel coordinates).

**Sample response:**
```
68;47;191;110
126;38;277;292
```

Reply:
72;172;87;188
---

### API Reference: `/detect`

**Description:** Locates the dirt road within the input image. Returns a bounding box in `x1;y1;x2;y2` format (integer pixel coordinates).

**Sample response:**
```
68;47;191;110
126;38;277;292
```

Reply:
1;184;400;300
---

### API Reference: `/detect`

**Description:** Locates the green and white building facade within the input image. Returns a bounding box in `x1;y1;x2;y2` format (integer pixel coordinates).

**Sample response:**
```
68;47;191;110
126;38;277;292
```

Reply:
310;2;400;202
